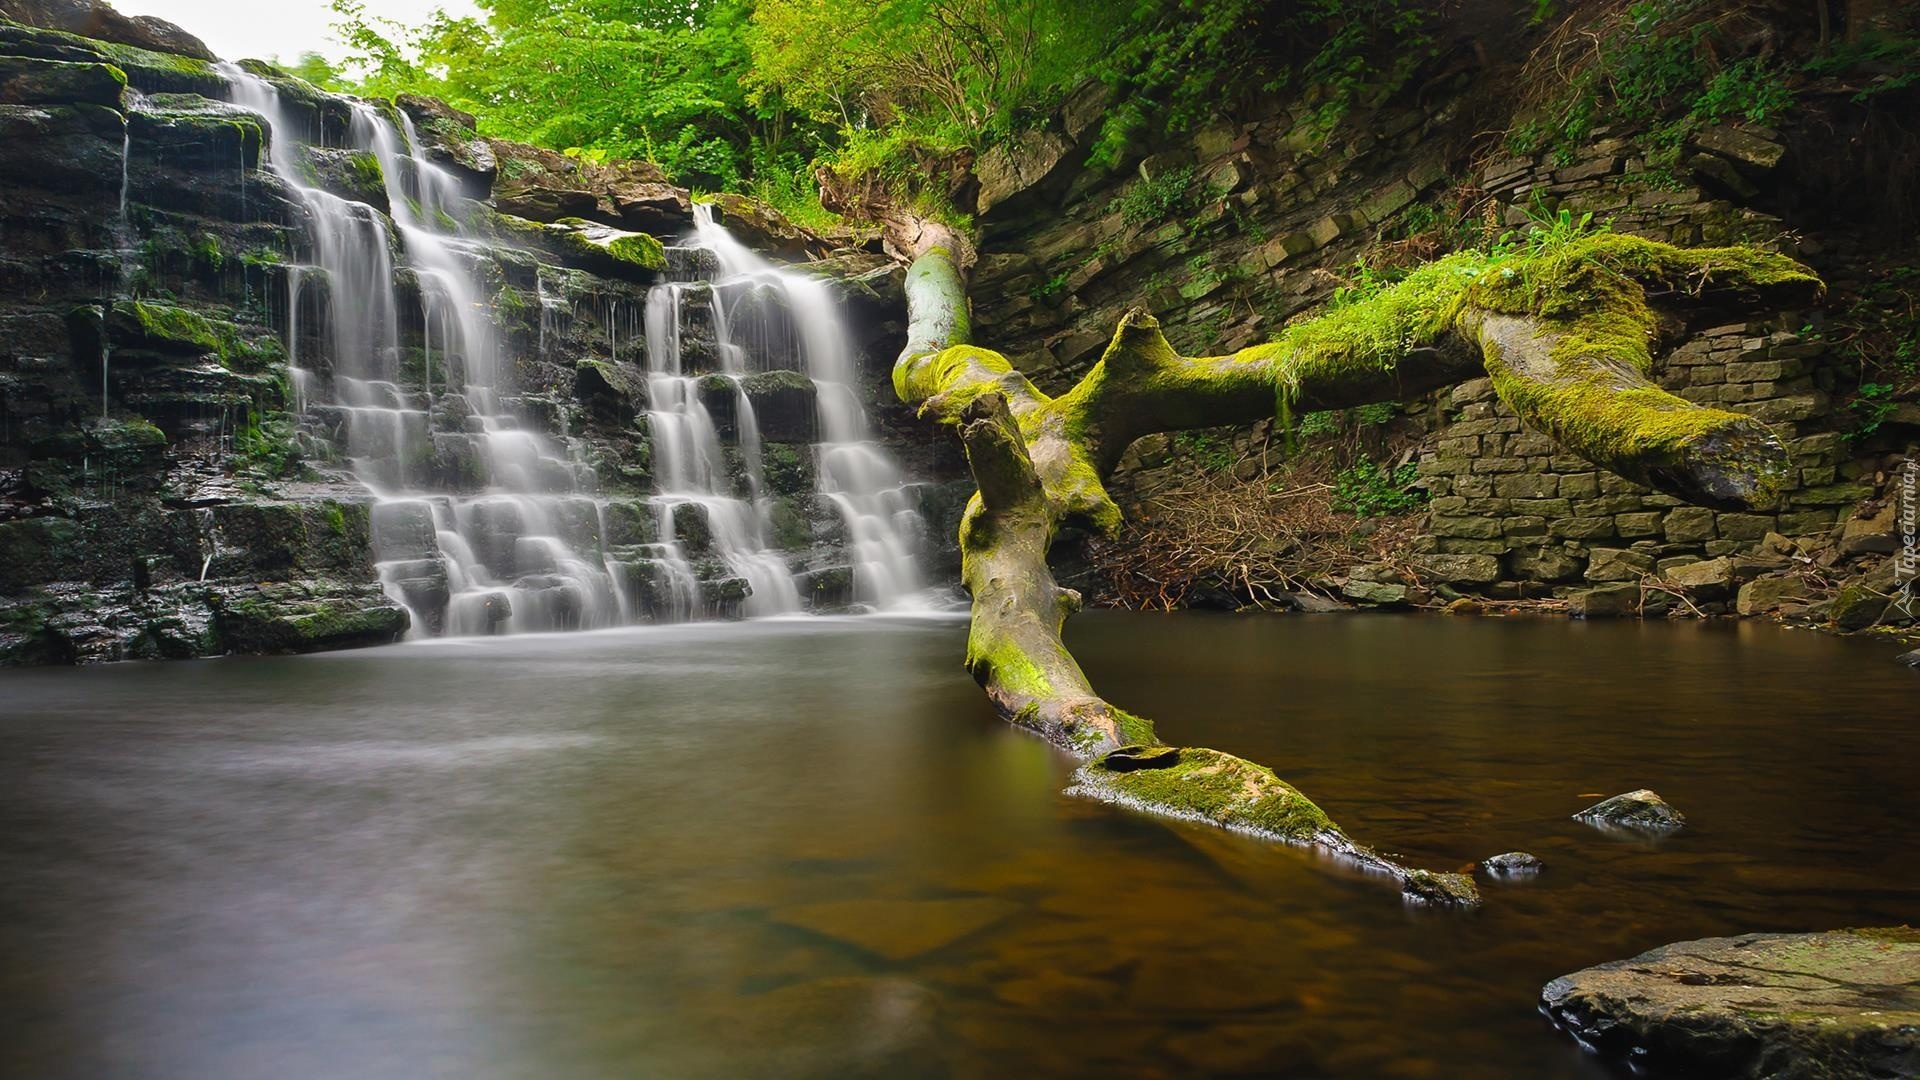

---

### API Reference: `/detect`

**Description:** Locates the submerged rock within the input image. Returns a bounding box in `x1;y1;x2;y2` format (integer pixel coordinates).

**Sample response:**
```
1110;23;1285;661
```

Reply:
769;897;1017;962
1481;851;1544;877
1401;869;1479;906
1575;788;1686;831
1542;928;1920;1079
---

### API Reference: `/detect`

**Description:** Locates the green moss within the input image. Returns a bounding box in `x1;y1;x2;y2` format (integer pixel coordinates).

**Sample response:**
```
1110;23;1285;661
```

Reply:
1078;746;1339;841
605;232;666;270
1245;251;1490;404
118;299;222;352
345;151;384;192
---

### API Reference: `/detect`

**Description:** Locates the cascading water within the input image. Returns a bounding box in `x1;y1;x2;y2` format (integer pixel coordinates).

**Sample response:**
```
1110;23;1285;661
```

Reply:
217;65;930;635
222;65;622;636
664;205;929;610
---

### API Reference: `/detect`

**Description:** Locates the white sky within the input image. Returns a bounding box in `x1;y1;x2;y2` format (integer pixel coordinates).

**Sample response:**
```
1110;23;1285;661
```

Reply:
114;0;481;64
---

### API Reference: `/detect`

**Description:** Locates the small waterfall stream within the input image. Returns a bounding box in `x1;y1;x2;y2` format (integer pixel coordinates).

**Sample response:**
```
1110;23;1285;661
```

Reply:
216;67;929;636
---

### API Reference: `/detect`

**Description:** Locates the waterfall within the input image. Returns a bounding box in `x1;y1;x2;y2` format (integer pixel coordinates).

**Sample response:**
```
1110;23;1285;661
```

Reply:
217;66;929;635
680;205;928;609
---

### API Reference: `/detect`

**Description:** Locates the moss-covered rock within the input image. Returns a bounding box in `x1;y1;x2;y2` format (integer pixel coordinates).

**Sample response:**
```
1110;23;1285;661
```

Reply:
0;53;124;106
0;21;223;95
1543;929;1920;1078
211;579;408;653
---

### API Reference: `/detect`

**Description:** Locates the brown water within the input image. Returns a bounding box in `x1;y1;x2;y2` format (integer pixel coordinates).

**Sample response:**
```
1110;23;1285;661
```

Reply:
0;613;1914;1079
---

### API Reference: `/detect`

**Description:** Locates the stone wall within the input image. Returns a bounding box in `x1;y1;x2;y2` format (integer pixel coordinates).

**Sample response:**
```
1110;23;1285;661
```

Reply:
958;49;1913;627
1414;324;1858;600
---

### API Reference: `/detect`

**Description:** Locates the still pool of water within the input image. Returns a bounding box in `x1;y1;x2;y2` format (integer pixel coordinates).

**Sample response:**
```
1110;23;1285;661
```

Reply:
1;614;1914;1078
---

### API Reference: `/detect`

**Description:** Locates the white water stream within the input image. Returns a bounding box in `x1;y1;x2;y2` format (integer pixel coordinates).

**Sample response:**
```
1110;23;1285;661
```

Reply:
218;67;929;635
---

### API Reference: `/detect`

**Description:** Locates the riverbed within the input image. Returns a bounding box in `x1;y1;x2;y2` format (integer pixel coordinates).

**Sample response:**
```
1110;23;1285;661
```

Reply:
1;614;1913;1077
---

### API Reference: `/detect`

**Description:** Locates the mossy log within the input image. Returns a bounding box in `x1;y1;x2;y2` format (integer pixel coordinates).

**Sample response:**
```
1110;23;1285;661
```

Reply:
890;218;1819;906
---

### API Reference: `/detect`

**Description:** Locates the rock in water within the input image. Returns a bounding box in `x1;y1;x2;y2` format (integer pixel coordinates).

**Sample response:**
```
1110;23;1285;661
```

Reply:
1542;929;1920;1079
1481;851;1544;877
1898;648;1920;669
1574;788;1686;831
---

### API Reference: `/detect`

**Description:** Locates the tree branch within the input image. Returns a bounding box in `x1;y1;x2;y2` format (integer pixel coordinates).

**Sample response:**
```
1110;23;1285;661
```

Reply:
889;227;1821;908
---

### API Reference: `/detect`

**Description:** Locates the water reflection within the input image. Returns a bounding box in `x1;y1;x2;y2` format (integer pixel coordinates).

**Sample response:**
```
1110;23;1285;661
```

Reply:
0;615;1913;1077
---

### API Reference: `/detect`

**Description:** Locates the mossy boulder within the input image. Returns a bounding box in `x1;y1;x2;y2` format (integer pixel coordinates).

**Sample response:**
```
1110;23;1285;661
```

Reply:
0;54;124;106
0;0;215;61
211;579;407;653
1829;583;1891;632
300;146;388;213
0;21;224;95
1543;929;1920;1078
395;92;495;197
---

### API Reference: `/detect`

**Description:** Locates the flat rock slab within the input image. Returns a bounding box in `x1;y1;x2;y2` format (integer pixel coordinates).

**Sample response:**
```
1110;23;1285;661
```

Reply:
1542;929;1920;1079
770;897;1018;962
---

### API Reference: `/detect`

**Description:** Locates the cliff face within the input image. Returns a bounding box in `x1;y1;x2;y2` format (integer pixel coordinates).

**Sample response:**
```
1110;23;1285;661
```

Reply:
961;20;1918;630
0;14;957;665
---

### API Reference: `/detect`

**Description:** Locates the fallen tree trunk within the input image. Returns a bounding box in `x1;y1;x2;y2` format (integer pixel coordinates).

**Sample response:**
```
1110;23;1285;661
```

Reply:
873;211;1820;906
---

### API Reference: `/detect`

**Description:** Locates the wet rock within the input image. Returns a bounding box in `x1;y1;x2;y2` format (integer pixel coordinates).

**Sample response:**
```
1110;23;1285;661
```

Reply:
1401;869;1479;906
394;92;494;196
1280;590;1347;613
1575;788;1685;832
1341;579;1406;605
0;98;126;196
1542;929;1920;1079
738;369;816;444
769;897;1018;962
1480;851;1544;877
1897;648;1920;668
707;192;826;260
572;358;640;424
796;564;851;610
1830;583;1891;632
0;53;124;106
608;179;690;235
494;186;597;222
1568;583;1640;618
1442;597;1484;616
211;579;408;653
0;0;216;60
1663;556;1733;598
1737;572;1807;616
370;499;438;561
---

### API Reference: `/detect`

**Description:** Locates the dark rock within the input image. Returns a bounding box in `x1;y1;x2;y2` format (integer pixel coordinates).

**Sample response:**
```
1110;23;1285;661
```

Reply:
1480;851;1544;876
1568;583;1641;618
1401;869;1480;906
1830;583;1891;632
1542;929;1920;1079
1575;788;1685;831
0;54;124;106
737;368;815;443
1897;649;1920;668
0;0;216;60
211;579;408;653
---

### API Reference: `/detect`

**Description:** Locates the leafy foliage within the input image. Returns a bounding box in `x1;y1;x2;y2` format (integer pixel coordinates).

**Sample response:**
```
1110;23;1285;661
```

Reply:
1331;459;1425;517
327;0;1440;221
1509;0;1796;167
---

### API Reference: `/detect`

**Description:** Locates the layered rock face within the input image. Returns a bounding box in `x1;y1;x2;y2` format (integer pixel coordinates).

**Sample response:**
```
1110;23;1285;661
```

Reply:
0;15;957;664
962;43;1916;632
